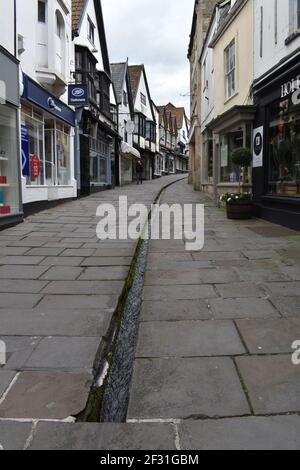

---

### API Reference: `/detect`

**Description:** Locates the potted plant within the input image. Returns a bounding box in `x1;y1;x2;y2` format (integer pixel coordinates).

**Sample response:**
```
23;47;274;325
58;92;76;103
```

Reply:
221;192;253;220
222;147;253;219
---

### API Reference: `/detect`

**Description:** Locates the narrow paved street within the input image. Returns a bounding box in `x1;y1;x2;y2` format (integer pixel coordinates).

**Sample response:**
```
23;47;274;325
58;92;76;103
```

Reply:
0;177;300;449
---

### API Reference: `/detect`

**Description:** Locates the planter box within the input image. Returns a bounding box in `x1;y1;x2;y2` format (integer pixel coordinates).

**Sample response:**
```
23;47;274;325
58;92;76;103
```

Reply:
226;200;253;220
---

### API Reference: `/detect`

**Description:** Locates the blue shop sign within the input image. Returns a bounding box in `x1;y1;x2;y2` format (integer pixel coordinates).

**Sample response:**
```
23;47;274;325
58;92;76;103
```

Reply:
68;84;88;107
22;74;75;127
21;124;30;177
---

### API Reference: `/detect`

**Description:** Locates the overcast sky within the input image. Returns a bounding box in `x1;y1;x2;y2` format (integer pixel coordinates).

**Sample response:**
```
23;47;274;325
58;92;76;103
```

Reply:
102;0;194;113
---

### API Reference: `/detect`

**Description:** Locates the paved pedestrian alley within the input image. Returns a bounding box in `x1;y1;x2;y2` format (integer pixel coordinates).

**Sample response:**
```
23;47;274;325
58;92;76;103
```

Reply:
0;177;300;449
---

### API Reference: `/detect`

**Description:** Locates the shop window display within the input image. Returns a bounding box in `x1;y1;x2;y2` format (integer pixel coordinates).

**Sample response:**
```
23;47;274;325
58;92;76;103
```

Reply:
21;112;45;186
220;129;251;184
268;98;300;196
0;104;20;216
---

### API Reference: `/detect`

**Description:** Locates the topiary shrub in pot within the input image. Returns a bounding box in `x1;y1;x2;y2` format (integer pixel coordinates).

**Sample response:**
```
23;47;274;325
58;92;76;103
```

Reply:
220;192;253;220
222;147;253;220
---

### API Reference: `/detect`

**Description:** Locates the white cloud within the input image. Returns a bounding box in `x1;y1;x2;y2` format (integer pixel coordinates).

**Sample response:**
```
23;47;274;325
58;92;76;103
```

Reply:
102;0;194;112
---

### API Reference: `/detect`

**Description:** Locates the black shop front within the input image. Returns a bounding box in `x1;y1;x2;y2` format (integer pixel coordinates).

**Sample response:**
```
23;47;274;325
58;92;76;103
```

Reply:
253;52;300;231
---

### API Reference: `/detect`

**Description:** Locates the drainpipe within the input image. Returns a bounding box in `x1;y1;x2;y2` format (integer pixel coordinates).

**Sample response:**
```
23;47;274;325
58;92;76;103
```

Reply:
14;0;17;57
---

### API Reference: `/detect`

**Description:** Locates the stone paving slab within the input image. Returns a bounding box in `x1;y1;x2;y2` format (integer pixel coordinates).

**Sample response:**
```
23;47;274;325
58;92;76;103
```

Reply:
135;320;246;358
270;296;300;317
215;282;265;299
0;371;16;397
209;298;279;319
0;279;48;293
24;337;100;371
140;300;212;322
179;415;300;450
0;294;42;309
144;268;239;286
281;266;300;281
0;371;92;420
1;336;42;370
0;421;33;450
28;422;176;450
81;257;132;267
242;250;281;260
79;266;129;281
40;257;85;266
41;280;124;295
147;252;193;263
0;309;113;336
263;282;300;297
40;266;84;281
0;265;49;280
25;248;66;257
143;285;217;301
192;251;245;261
0;256;46;266
38;294;118;310
0;246;30;255
128;358;250;419
234;267;290;282
93;248;136;258
236;355;300;415
236;318;300;354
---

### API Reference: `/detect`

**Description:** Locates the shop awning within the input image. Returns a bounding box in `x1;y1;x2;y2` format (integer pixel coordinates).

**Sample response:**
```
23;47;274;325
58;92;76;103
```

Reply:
121;142;141;159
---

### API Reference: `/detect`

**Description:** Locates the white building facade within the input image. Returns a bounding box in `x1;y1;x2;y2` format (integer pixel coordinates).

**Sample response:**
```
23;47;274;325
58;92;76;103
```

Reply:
16;0;76;209
111;61;140;186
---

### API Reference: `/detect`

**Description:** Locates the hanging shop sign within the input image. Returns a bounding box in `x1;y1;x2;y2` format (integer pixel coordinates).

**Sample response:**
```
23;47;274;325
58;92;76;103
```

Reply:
253;126;264;168
30;155;40;178
68;84;88;107
21;124;30;177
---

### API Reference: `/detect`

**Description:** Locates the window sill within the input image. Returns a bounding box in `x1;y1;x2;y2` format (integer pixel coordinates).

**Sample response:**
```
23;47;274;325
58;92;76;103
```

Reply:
224;91;239;105
285;30;300;46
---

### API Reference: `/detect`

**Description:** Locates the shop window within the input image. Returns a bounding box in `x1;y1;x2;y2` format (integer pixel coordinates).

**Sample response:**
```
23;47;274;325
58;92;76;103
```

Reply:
225;40;236;99
206;138;213;182
220;130;245;184
44;120;71;186
0;104;20;216
21;112;45;186
90;137;110;185
56;129;70;186
268;97;300;197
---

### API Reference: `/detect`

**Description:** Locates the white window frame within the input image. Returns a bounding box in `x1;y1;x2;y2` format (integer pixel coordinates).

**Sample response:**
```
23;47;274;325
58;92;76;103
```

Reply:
289;0;300;34
225;40;236;100
87;17;95;45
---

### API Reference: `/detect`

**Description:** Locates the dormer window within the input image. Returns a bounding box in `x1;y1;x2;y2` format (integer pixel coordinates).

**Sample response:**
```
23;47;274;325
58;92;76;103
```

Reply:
88;17;95;45
141;93;147;106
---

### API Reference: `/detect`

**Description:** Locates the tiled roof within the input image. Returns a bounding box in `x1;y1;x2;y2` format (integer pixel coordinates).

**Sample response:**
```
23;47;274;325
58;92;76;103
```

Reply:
128;65;143;101
72;0;86;31
165;103;185;129
111;62;127;105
